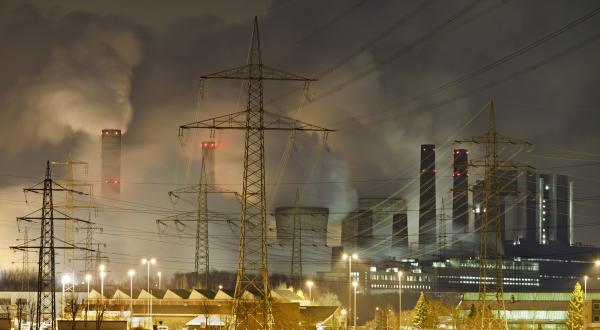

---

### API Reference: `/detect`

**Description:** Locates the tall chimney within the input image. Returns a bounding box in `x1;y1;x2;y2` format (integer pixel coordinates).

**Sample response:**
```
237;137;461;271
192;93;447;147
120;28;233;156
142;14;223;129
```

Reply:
419;144;436;246
452;149;469;234
101;129;122;195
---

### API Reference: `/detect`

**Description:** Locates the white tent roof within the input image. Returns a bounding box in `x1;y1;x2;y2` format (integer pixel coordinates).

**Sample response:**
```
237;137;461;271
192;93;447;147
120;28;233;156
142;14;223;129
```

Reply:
186;315;225;326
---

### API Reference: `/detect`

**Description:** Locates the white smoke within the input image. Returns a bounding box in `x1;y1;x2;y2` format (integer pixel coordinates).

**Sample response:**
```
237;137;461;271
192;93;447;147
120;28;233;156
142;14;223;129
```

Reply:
0;20;141;153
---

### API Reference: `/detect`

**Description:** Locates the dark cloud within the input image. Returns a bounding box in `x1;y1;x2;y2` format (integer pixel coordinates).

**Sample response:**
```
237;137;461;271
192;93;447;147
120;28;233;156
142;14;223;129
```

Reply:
0;0;599;276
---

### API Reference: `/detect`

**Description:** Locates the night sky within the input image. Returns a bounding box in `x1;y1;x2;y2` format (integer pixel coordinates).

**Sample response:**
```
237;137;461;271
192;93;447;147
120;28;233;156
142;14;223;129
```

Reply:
0;0;599;279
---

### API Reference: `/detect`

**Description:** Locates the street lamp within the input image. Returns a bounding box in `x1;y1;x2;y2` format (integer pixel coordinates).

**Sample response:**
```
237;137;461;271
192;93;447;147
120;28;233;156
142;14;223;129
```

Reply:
585;275;589;300
218;284;223;290
99;264;106;300
306;280;314;302
85;274;92;317
99;271;106;300
341;308;347;330
398;271;403;330
128;270;135;313
142;258;156;327
342;253;358;322
352;281;358;330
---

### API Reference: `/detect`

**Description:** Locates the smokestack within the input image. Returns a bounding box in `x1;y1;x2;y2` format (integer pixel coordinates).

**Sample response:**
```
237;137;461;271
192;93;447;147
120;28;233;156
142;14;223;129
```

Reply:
101;129;121;195
419;144;436;246
452;149;469;234
201;141;216;185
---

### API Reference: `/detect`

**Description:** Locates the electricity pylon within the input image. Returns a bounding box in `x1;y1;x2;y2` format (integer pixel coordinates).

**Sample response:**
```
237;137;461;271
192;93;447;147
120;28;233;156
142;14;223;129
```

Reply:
178;17;334;329
456;100;532;330
51;157;95;300
11;161;92;330
159;152;240;289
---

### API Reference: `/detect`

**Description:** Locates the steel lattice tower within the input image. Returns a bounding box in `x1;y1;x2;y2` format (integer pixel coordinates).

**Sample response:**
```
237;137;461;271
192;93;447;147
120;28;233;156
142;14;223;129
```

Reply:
11;161;93;330
179;17;334;329
35;162;57;330
159;143;238;289
456;100;531;330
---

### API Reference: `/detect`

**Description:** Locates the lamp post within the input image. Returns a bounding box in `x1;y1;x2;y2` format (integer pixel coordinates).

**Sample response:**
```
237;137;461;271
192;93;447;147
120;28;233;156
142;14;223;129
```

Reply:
342;253;358;323
352;281;358;330
585;275;588;300
85;273;92;318
306;280;314;302
142;258;156;327
128;270;135;314
398;271;403;330
99;264;106;300
341;309;347;330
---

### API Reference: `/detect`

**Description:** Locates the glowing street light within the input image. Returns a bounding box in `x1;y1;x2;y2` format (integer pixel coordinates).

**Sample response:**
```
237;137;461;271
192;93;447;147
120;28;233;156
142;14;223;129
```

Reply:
585;275;589;300
306;280;314;301
342;253;358;324
142;258;156;327
398;271;403;330
128;270;135;313
352;281;358;329
99;271;106;299
85;274;92;318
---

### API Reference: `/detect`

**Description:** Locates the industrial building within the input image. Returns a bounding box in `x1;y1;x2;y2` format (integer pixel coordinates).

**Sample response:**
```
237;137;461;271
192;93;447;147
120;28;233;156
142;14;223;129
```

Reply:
101;129;122;195
274;207;329;248
0;289;345;330
340;198;407;260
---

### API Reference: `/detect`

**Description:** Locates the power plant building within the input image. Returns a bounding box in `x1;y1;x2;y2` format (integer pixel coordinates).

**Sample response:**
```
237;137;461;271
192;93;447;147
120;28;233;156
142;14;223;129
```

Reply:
274;207;329;247
341;198;407;260
101;129;122;195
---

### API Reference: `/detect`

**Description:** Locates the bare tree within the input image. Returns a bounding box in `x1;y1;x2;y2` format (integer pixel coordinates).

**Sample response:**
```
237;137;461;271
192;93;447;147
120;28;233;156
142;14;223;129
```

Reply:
67;297;82;330
15;299;27;330
94;302;106;330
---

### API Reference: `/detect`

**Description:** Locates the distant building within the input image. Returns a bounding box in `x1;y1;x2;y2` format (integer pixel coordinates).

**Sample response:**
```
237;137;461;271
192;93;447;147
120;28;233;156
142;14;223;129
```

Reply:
538;174;573;246
419;144;436;247
274;207;329;248
341;198;407;259
101;129;122;195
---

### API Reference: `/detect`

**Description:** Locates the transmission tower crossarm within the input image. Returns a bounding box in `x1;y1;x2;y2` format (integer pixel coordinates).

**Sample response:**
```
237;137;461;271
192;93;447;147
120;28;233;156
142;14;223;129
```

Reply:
200;64;316;82
180;110;335;133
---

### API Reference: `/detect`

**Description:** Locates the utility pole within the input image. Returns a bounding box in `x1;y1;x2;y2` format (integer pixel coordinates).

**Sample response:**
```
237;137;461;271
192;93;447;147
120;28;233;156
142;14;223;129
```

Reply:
11;161;92;330
178;17;334;329
456;100;532;330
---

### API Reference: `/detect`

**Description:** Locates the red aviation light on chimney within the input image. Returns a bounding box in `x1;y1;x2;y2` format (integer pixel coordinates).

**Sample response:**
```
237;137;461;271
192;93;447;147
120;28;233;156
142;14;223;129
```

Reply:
201;141;217;149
